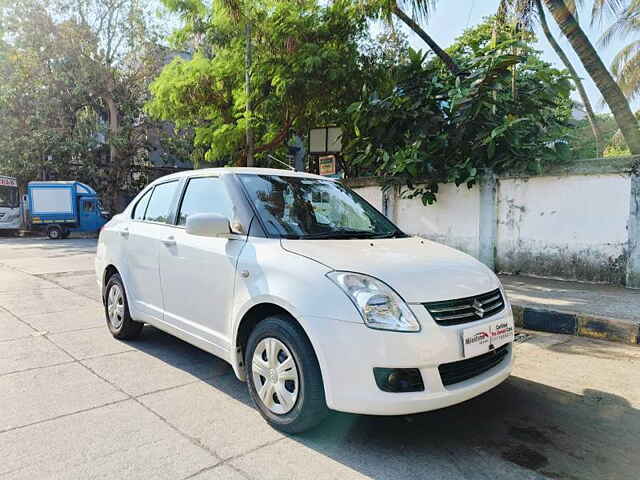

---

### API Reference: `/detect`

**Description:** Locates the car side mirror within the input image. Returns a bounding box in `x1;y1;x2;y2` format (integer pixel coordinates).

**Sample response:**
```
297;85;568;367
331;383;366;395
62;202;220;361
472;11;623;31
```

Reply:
185;213;231;237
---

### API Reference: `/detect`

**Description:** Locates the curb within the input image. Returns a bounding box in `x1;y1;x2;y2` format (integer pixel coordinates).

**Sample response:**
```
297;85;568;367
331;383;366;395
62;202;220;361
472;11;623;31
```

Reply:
511;305;640;345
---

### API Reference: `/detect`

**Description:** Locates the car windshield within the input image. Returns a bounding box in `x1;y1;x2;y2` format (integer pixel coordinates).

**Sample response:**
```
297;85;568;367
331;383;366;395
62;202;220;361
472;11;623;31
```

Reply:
239;174;405;239
0;185;18;208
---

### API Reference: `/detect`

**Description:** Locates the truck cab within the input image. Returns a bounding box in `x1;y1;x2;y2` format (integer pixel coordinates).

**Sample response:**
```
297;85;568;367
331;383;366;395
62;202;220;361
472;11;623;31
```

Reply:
0;176;21;233
28;181;109;239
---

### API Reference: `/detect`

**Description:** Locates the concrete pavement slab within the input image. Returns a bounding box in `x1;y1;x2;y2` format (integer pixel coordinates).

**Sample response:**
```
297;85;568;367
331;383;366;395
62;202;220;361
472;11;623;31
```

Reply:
189;465;249;480
37;270;101;302
0;310;35;341
501;274;640;344
512;331;640;408
138;377;283;460
21;305;104;334
130;326;230;365
0;266;54;293
48;326;134;359
230;414;542;480
0;253;97;275
82;348;223;397
0;400;218;480
0;336;71;375
501;275;640;322
229;438;371;480
0;238;97;260
0;362;127;432
0;287;97;318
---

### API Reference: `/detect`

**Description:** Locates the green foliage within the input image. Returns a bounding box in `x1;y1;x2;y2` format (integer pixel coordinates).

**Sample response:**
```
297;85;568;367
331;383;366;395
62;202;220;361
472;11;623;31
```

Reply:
148;0;380;164
0;0;170;208
569;114;622;159
344;18;573;204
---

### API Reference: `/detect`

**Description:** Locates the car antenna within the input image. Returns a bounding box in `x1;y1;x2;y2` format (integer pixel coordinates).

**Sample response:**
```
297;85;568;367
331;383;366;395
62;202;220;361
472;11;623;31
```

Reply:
267;154;295;171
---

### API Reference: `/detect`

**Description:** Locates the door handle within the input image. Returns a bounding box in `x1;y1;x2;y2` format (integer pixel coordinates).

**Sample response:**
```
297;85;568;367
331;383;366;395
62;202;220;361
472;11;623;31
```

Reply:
120;227;129;238
162;235;176;247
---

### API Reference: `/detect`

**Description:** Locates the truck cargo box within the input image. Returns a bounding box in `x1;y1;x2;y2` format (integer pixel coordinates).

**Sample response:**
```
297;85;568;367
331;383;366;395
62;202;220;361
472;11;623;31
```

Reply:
28;181;97;226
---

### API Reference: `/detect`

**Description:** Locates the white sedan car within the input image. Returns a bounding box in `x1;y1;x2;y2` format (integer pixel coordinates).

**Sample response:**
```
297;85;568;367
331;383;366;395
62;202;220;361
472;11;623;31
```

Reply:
95;168;514;433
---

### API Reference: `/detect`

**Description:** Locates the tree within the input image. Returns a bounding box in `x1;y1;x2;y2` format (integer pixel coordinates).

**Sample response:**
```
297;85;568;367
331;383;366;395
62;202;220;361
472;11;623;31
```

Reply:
541;0;640;154
359;0;463;76
495;0;603;157
535;0;603;156
0;0;168;209
596;0;640;102
345;21;573;203
148;0;381;165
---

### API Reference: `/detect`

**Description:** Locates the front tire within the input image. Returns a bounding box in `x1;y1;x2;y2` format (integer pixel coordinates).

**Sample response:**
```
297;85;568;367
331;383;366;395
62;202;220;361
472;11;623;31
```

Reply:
47;225;62;240
245;316;328;434
104;273;143;340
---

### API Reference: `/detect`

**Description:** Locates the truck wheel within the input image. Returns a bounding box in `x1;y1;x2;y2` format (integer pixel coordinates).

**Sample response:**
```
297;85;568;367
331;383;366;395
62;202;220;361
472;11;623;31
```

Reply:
245;316;328;434
47;225;63;240
104;273;143;340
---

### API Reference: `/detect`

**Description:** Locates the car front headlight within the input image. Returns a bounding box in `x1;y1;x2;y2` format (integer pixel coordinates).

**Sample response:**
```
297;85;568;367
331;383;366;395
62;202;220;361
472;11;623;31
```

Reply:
326;271;420;332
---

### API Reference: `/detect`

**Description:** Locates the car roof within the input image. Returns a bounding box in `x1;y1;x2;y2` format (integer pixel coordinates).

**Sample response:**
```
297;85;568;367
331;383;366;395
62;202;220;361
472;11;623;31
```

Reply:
152;167;335;184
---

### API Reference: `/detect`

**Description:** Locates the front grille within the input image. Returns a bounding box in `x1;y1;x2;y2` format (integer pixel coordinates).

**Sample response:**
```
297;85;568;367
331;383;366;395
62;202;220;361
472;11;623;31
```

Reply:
439;344;509;386
423;289;505;326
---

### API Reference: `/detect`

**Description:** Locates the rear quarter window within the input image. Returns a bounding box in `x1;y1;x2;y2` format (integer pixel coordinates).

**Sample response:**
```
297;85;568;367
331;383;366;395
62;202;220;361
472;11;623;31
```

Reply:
132;188;152;220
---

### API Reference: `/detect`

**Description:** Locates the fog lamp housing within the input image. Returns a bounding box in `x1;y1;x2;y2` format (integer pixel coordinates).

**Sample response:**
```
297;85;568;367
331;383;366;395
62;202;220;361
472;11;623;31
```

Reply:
373;368;425;392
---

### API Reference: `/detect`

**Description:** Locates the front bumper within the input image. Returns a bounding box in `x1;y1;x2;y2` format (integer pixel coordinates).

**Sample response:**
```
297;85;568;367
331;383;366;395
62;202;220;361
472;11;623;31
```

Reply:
306;304;514;416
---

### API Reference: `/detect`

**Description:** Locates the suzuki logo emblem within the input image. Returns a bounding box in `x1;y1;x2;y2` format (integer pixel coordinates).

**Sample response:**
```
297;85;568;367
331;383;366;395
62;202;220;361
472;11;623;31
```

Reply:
472;299;485;318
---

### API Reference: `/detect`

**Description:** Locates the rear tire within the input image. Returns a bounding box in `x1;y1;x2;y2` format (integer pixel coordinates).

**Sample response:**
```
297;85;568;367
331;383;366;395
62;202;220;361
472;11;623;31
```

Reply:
245;316;328;434
47;225;62;240
104;273;143;340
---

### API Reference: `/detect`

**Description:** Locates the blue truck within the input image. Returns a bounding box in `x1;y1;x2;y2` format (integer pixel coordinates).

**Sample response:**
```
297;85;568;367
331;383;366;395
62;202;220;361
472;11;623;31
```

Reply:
27;181;109;239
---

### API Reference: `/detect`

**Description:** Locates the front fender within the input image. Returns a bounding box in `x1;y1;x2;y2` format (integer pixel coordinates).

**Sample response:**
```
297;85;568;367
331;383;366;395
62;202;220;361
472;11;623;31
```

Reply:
229;238;363;387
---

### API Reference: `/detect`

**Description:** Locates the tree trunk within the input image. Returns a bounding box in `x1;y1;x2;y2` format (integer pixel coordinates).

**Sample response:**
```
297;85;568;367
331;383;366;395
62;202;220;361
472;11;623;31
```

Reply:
391;5;463;77
105;93;121;211
245;22;255;167
544;0;640;155
536;0;603;157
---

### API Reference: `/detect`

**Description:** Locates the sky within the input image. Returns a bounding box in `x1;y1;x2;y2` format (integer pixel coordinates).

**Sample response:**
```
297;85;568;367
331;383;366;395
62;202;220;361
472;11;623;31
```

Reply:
396;0;635;114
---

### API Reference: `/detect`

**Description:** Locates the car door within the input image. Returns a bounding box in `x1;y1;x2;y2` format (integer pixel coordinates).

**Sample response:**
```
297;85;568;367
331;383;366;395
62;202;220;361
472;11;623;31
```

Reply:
125;180;181;323
79;198;97;231
158;175;246;350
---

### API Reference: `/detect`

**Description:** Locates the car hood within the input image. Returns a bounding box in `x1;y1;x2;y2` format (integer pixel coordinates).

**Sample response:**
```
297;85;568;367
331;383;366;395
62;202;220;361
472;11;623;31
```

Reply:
281;237;499;303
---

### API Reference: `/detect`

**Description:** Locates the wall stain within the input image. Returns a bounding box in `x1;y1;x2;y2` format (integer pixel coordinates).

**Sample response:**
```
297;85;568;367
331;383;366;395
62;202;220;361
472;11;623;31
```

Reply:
497;241;628;285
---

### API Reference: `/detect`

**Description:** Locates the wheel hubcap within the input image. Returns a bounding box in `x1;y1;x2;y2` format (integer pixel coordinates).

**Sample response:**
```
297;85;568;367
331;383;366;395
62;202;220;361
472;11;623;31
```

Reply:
251;337;299;414
107;284;125;330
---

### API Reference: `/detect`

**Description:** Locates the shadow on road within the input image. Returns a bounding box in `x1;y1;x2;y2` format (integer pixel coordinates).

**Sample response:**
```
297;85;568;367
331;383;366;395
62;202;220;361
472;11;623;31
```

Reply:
127;326;640;480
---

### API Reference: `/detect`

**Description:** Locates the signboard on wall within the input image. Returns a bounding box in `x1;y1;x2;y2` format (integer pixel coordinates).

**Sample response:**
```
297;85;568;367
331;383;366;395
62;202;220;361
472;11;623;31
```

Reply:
309;127;342;154
0;176;17;187
319;155;336;176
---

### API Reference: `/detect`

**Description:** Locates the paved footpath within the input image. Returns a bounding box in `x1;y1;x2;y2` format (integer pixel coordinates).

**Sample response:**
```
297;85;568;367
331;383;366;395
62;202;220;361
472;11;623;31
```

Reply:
1;237;639;480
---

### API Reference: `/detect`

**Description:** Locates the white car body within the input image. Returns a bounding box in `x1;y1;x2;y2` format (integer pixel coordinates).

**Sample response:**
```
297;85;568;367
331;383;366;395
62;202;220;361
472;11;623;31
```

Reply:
95;167;513;418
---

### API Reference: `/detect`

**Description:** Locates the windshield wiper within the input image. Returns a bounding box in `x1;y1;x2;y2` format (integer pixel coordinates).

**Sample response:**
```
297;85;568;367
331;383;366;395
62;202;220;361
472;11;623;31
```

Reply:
298;230;383;239
369;230;407;239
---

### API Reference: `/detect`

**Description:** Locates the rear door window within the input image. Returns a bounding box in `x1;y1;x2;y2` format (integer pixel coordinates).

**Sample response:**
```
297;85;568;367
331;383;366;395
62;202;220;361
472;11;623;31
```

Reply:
144;181;179;224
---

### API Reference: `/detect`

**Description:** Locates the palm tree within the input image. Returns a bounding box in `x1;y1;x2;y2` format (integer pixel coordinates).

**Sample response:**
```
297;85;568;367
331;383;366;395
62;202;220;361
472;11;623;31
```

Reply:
596;0;640;102
535;0;603;156
367;0;462;76
388;1;462;76
542;0;640;154
497;0;604;155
